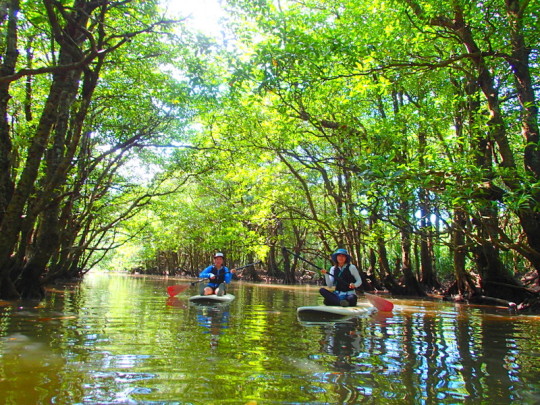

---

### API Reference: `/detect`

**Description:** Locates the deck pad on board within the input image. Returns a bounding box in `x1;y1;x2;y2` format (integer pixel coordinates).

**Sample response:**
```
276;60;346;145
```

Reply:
188;294;235;303
297;305;367;321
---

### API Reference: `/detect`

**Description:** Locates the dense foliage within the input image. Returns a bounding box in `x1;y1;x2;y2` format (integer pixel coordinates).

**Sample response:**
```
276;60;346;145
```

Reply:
0;0;206;298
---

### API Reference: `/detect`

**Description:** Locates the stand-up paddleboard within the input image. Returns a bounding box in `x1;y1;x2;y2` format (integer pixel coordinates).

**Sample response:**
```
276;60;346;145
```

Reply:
188;294;235;304
297;305;368;322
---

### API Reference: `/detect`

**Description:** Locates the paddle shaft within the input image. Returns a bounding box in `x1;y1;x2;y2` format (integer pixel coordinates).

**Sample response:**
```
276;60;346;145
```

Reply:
234;261;261;271
284;248;324;271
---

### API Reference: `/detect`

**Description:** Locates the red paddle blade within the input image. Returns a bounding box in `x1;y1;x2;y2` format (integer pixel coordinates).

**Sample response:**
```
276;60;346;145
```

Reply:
167;284;190;297
365;293;394;312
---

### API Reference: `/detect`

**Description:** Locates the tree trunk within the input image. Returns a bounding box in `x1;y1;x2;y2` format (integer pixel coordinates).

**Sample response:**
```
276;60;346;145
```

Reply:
400;215;426;296
406;0;538;303
0;76;66;293
0;0;102;297
241;252;261;282
452;208;477;297
396;195;426;296
377;235;404;294
282;246;295;284
267;244;279;279
505;0;540;178
417;130;439;290
419;191;439;289
0;0;18;225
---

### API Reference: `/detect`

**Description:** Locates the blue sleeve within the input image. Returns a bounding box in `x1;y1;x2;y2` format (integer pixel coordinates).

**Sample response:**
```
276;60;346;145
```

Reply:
224;267;232;283
199;265;213;278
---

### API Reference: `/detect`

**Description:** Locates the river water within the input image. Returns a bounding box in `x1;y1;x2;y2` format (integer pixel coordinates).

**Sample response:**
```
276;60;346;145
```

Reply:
0;273;539;404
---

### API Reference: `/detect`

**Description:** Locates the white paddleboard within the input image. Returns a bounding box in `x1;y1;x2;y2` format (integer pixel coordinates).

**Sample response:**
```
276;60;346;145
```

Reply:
297;305;368;321
188;294;235;304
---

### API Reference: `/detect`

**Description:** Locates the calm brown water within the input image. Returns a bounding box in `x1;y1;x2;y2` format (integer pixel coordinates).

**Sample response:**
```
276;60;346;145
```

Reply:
0;273;539;404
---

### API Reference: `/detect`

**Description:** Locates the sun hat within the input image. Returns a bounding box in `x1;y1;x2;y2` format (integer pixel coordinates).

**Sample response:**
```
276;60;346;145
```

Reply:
331;248;351;263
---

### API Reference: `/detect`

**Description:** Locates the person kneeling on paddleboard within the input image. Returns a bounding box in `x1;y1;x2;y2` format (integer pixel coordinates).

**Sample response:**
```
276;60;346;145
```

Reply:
199;252;235;296
320;248;362;307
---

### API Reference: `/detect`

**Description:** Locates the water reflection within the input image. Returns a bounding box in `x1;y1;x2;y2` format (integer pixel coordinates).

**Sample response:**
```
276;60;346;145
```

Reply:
165;296;187;309
295;301;540;404
318;319;362;372
193;303;230;349
0;274;539;404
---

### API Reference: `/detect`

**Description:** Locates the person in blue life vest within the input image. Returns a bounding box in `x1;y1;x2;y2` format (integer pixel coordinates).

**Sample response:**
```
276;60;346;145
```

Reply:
319;248;362;307
199;252;236;296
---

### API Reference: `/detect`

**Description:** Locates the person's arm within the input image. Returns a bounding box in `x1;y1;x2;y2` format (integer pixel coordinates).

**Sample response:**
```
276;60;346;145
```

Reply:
324;267;335;287
349;264;362;288
199;265;213;278
224;267;233;283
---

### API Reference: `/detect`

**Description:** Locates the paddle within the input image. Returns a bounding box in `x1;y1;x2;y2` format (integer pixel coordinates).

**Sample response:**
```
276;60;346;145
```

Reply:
284;248;394;312
234;261;262;273
365;292;394;312
167;279;205;297
166;261;261;297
